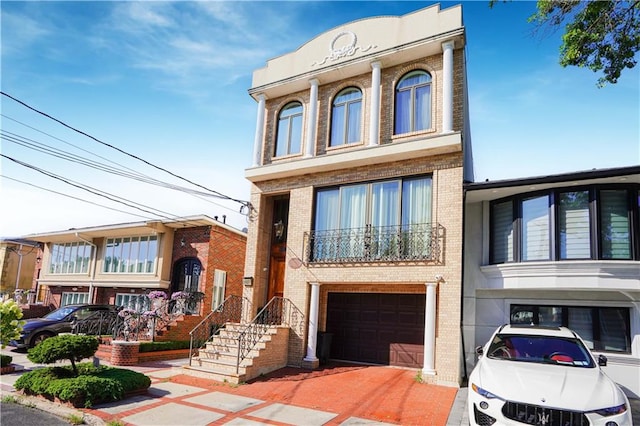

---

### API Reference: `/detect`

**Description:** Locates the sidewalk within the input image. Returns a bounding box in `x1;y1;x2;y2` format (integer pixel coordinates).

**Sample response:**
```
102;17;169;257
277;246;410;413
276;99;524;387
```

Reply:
1;348;466;426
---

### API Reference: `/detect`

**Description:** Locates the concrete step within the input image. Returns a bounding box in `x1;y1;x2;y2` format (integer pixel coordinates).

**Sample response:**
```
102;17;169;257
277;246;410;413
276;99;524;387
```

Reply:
179;365;246;385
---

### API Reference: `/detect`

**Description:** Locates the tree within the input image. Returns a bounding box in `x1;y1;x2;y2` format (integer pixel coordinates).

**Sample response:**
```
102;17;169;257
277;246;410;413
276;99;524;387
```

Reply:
27;334;99;376
492;1;640;86
0;299;24;348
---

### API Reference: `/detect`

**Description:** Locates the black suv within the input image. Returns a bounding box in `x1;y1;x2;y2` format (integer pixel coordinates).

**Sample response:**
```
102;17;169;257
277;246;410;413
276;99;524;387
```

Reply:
11;304;118;349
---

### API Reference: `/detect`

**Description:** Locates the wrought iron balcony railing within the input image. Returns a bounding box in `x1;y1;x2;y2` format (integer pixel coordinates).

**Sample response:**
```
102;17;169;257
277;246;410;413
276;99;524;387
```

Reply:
304;222;444;264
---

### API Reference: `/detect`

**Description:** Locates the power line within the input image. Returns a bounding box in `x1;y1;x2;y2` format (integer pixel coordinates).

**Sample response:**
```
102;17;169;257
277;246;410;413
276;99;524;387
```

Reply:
0;123;248;218
1;175;152;220
1;153;213;227
1;91;252;211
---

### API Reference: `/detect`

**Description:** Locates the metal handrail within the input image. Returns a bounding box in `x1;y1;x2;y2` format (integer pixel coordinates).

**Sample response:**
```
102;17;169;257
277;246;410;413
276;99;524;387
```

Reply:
188;295;252;366
235;297;304;374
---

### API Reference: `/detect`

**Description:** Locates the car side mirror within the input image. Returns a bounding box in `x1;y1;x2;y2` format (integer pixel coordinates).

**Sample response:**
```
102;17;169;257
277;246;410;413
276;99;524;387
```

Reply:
475;345;484;356
598;354;607;367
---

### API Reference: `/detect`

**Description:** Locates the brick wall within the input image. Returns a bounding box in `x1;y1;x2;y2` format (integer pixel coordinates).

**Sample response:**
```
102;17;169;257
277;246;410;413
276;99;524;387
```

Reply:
172;224;247;316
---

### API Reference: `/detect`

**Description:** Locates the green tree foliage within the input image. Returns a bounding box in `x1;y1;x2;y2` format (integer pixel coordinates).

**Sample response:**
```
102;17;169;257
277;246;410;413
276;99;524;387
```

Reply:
493;0;640;86
0;299;24;348
27;334;99;376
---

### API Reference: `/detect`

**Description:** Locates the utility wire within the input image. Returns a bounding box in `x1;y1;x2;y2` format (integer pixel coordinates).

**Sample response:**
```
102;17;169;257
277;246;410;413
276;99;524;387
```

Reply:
1;175;152;220
1;153;212;226
1;91;252;211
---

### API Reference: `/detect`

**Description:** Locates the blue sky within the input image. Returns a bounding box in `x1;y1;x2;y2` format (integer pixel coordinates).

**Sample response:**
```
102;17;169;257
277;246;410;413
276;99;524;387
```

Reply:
1;1;638;237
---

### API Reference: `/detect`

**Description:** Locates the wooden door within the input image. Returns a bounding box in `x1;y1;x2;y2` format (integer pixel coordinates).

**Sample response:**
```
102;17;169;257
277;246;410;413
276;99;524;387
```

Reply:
267;243;286;300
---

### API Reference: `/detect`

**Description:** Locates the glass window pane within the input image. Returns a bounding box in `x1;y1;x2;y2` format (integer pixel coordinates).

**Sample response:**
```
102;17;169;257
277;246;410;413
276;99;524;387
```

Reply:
559;191;591;259
600;190;631;259
275;119;289;157
395;90;411;134
568;307;594;349
522;195;550;261
330;104;345;146
401;177;432;226
340;185;367;229
146;237;158;273
599;308;630;352
415;85;431;131
289;114;302;154
491;201;514;263
347;101;361;143
539;306;562;327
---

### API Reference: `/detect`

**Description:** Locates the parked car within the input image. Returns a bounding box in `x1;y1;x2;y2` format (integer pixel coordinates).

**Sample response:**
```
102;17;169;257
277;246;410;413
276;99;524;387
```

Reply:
469;324;632;426
11;304;118;349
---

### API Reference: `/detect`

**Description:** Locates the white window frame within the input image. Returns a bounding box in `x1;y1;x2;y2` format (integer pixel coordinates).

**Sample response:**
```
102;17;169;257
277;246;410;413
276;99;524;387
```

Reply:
61;292;89;306
212;269;227;310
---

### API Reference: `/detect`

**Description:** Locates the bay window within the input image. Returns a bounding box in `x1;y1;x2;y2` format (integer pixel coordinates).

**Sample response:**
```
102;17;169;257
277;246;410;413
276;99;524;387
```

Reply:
490;185;638;263
49;242;91;274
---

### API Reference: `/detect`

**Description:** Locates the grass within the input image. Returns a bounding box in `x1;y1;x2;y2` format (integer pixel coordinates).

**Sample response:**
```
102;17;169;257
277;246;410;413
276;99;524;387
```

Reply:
105;420;125;426
67;413;85;425
1;394;18;403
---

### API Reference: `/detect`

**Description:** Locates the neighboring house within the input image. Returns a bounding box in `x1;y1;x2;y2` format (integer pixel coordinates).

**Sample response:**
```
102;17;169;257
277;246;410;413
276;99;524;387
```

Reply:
463;166;640;396
0;238;40;300
236;4;472;386
22;215;246;332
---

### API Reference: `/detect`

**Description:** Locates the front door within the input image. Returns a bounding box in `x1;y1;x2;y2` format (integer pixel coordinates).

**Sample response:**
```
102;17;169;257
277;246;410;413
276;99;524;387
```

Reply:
267;197;289;304
171;258;202;314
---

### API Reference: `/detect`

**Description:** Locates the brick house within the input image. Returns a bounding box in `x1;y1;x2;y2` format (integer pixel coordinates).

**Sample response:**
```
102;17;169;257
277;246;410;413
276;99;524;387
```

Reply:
463;166;640;396
22;215;246;340
234;4;473;386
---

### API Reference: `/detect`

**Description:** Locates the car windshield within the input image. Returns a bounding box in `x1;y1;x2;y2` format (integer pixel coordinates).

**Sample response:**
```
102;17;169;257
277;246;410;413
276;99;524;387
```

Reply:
486;334;595;368
43;306;76;321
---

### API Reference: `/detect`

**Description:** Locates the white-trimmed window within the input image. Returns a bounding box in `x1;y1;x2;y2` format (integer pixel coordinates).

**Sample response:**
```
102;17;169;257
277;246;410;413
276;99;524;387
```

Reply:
115;293;150;311
275;102;303;157
489;185;639;263
395;70;432;134
330;87;362;147
61;292;89;306
103;235;158;273
212;269;226;310
49;242;92;274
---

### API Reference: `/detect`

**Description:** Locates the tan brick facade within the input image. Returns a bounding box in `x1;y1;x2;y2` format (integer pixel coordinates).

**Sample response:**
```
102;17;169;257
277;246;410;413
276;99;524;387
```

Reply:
245;5;468;387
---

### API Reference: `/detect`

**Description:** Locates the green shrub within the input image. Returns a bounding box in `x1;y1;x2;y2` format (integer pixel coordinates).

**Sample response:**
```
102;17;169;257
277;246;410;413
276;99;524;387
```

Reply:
27;334;99;376
138;340;191;352
14;362;149;408
95;368;151;393
0;300;24;348
0;354;12;367
46;375;123;408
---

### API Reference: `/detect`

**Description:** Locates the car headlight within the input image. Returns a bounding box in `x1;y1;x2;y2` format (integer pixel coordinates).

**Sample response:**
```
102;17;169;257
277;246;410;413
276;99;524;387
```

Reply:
590;403;627;417
471;383;504;400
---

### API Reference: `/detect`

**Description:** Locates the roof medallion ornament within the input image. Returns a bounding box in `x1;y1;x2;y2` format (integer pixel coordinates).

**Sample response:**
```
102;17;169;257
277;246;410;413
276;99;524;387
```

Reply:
311;31;377;66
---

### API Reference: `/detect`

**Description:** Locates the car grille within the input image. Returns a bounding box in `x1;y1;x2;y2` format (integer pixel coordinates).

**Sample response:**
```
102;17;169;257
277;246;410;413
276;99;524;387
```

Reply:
473;404;497;426
502;401;589;426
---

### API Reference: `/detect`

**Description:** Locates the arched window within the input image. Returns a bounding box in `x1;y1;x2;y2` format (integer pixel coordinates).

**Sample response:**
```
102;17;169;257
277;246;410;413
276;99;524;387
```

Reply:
275;102;303;157
330;87;362;147
394;70;432;134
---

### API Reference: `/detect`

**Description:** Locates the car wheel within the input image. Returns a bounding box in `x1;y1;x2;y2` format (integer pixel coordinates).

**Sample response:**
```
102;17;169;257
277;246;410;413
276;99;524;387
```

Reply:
30;332;54;348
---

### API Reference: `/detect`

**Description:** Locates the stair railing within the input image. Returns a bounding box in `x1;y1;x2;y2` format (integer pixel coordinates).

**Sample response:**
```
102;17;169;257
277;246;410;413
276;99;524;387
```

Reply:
235;297;305;373
188;295;252;366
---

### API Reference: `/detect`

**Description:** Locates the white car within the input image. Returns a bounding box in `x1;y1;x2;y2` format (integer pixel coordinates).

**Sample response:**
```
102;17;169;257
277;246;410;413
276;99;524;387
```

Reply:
468;325;632;426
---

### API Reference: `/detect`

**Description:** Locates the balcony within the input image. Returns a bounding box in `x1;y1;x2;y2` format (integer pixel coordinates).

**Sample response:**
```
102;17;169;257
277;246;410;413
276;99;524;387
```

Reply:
304;223;444;265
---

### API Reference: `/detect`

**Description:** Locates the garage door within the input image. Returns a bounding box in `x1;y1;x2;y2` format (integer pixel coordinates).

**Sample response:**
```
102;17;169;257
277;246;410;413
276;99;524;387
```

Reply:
325;293;425;368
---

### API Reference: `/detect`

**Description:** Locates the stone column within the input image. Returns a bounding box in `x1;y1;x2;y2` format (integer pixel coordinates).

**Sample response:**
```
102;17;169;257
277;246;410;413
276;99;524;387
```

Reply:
252;94;266;167
422;281;438;376
442;41;454;134
304;282;320;361
368;61;381;147
305;79;319;158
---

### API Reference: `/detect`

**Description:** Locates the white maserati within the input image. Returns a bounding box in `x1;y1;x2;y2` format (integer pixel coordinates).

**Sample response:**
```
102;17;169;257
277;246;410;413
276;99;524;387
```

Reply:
468;325;632;426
